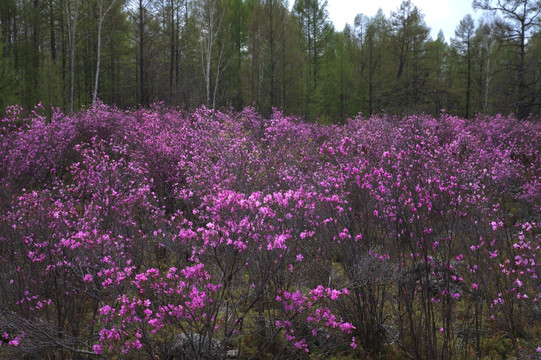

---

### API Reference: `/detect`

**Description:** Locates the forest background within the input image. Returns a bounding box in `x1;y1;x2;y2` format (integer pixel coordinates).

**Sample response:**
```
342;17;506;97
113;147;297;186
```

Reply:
1;0;541;121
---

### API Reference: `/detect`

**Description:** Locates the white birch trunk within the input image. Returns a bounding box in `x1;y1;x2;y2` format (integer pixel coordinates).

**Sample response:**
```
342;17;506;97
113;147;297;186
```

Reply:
93;0;117;106
197;0;227;109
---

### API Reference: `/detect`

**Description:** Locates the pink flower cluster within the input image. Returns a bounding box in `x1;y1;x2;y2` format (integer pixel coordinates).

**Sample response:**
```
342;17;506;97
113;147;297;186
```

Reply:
0;104;539;358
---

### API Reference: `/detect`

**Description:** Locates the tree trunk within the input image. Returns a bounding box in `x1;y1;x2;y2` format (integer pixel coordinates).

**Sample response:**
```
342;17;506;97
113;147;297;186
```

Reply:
139;0;145;105
66;0;79;113
169;0;175;101
517;26;527;118
268;0;275;110
49;0;57;63
92;3;104;105
93;0;117;106
466;43;471;119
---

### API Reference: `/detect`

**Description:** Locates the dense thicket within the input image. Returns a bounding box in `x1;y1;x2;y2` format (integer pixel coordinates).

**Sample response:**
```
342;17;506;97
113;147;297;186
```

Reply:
1;0;541;120
0;104;539;359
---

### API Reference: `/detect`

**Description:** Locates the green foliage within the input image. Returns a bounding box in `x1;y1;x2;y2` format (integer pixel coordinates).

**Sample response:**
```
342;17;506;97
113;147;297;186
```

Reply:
0;43;19;109
1;0;541;119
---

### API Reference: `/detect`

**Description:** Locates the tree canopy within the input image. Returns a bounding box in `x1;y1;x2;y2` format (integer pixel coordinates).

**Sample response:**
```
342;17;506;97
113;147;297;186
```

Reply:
1;0;541;119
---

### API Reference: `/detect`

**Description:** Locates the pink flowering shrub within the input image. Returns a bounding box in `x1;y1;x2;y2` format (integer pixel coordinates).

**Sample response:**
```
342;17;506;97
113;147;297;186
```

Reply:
0;104;539;359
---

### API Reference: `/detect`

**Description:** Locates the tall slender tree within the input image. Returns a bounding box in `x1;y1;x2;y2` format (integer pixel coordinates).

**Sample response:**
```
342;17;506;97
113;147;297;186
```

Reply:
92;0;119;105
225;0;249;109
473;18;505;114
292;0;332;117
452;14;475;118
353;10;390;115
129;0;154;106
66;0;81;113
388;0;429;113
246;0;303;113
194;0;229;108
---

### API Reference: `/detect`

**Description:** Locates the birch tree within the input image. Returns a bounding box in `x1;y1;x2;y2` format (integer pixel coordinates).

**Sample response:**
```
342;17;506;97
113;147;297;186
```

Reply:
475;18;503;113
195;0;229;108
92;0;119;105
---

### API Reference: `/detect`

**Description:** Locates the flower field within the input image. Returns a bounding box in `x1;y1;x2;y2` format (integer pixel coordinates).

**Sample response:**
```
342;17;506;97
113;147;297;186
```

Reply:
0;104;540;359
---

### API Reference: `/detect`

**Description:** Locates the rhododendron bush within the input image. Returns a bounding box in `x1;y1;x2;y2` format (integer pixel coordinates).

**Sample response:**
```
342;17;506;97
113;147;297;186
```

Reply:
0;103;539;359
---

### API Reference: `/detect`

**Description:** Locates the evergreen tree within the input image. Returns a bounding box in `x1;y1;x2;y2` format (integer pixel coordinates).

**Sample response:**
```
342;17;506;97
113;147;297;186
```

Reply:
452;15;475;118
292;0;333;117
